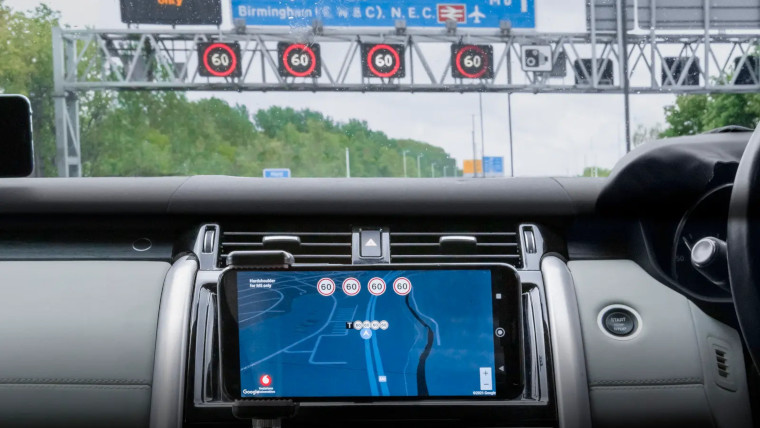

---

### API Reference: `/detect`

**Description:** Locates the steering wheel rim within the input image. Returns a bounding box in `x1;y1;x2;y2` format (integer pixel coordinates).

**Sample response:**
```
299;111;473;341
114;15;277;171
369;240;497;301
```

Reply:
727;123;760;372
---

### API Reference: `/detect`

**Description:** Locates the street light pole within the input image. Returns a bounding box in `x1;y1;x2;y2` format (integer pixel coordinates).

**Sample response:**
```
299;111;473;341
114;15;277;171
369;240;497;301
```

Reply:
471;115;478;178
508;93;515;177
417;154;423;178
402;150;409;177
479;92;486;170
431;162;436;178
443;165;449;177
345;147;350;178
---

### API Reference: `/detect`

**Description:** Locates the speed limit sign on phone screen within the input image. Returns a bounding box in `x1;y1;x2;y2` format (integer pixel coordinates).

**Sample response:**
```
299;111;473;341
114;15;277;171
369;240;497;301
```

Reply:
198;42;242;78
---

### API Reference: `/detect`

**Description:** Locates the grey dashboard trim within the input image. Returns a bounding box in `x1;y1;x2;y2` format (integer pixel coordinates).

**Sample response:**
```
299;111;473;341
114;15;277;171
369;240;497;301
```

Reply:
541;256;592;428
149;255;199;428
0;176;601;215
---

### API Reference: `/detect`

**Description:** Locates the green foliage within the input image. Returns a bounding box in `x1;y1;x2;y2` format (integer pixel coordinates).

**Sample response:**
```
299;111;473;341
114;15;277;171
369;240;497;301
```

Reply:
581;166;611;177
0;2;457;178
662;88;760;138
80;97;456;177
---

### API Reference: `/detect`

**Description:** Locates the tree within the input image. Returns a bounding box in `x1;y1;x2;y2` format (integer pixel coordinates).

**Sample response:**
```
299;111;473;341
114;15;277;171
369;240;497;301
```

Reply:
661;71;760;137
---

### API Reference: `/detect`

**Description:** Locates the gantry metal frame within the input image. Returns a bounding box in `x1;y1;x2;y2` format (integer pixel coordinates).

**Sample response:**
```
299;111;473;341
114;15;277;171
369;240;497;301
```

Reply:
52;25;760;176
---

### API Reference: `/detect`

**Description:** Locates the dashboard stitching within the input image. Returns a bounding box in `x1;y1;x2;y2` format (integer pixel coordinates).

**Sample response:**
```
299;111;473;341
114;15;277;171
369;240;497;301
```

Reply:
589;377;703;386
590;384;702;391
0;378;151;385
0;384;150;389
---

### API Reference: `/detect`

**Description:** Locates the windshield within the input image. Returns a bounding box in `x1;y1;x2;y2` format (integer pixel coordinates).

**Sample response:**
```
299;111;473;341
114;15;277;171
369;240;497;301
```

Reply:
1;0;758;178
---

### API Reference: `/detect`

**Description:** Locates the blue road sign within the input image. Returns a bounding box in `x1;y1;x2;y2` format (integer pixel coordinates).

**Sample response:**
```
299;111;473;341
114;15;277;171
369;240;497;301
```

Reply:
231;0;535;29
263;168;292;178
483;157;505;177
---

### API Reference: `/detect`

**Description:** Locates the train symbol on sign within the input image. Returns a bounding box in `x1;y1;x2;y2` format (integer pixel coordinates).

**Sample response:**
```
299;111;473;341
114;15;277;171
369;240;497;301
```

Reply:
437;4;466;23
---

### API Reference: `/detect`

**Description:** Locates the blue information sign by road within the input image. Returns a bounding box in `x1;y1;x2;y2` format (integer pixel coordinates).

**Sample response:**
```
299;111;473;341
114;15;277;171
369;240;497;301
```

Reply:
263;168;292;178
231;0;535;29
483;157;505;177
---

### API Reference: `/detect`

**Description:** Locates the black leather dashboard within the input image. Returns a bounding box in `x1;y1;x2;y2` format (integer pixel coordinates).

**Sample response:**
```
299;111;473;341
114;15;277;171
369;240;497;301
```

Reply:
0;177;603;216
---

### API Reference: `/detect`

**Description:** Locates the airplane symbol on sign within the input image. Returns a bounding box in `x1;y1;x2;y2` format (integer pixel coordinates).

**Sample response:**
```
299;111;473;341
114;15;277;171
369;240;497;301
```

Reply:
468;5;485;24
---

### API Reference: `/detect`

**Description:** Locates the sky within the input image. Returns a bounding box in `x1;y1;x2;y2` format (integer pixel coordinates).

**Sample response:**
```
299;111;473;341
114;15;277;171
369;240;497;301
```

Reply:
6;0;676;177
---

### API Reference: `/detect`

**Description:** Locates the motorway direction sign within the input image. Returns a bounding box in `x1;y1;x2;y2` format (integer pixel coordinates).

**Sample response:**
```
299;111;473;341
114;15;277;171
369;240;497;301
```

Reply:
263;168;292;178
231;0;535;29
483;156;505;177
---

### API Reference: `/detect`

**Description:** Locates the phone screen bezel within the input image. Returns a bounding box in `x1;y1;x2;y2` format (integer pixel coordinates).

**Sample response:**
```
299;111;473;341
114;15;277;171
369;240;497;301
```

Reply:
218;263;523;402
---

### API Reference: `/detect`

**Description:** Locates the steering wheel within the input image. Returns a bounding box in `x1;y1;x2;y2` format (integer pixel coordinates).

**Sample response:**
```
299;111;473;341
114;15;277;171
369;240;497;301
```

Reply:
727;123;760;372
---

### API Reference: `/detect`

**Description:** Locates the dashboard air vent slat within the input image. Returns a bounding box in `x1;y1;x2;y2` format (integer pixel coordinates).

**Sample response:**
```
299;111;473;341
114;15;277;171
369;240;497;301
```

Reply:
219;230;352;267
390;230;522;268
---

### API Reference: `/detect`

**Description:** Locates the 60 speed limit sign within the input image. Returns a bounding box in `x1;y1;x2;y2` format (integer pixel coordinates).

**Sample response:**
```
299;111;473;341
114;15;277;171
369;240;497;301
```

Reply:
361;44;406;79
451;44;494;79
278;43;321;78
198;42;242;78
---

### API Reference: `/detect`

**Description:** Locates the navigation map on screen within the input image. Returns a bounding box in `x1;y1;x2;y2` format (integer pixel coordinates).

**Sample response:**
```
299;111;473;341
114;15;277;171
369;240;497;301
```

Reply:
236;269;497;398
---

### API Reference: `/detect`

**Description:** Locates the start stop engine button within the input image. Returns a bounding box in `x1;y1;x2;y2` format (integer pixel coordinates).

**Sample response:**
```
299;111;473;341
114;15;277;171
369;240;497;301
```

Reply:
602;309;636;336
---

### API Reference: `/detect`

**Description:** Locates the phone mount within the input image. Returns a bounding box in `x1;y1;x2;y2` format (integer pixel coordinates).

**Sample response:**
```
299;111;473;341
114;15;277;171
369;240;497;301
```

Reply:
227;251;298;427
232;399;299;428
226;250;295;269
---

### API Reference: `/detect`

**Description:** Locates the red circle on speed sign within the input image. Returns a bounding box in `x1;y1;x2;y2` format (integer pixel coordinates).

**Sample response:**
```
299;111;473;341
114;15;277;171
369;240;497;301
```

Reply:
393;277;412;296
367;277;386;296
203;43;238;77
455;45;488;79
367;44;401;78
317;278;336;296
282;43;317;77
342;277;361;296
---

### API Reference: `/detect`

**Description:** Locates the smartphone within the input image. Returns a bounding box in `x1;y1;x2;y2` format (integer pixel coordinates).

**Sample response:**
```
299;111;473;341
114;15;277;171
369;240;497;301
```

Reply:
218;264;523;402
0;95;34;178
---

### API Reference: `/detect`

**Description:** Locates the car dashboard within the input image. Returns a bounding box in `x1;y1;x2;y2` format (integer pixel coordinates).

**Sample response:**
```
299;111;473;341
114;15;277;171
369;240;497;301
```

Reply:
0;130;756;428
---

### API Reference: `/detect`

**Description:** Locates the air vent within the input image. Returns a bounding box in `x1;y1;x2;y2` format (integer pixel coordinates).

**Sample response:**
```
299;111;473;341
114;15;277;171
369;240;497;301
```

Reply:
218;230;352;267
709;339;737;392
390;229;522;268
715;348;729;378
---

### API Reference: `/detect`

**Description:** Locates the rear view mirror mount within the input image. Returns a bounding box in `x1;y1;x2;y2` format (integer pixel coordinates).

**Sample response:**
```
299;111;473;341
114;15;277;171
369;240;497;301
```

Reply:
0;95;34;178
